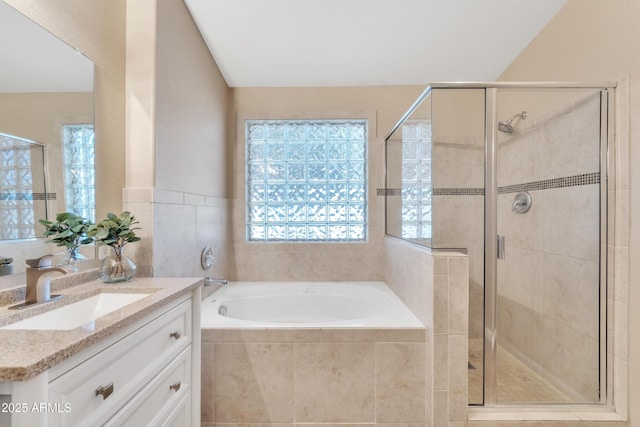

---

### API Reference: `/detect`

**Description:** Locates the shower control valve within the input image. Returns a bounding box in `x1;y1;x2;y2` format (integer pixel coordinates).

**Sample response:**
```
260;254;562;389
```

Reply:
512;191;532;214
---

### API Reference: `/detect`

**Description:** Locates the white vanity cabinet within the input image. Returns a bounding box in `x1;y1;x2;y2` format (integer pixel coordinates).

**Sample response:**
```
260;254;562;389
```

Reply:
3;286;201;427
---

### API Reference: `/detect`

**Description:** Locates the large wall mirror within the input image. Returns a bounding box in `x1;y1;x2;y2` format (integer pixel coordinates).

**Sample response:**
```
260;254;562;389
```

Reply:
0;0;95;274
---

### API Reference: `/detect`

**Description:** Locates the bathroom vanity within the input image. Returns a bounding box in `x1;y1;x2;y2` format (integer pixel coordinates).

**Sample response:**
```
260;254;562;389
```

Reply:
0;276;202;427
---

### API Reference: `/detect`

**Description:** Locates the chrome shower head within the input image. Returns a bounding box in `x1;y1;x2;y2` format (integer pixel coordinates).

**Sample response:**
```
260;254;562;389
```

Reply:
498;110;527;134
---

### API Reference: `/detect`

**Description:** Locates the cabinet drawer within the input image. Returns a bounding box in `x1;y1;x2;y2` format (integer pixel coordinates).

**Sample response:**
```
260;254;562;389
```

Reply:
105;347;191;427
161;391;191;427
48;299;192;427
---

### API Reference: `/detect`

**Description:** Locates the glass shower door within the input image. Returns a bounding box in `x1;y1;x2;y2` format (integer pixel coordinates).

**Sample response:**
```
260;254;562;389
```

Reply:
492;88;605;404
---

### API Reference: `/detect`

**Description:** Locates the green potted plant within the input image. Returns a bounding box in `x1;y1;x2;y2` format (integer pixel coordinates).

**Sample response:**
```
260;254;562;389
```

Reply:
39;212;93;265
87;211;141;282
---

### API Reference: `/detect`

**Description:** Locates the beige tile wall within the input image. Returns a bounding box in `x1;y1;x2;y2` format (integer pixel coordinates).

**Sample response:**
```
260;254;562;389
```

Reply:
201;328;427;426
495;93;603;402
384;236;469;427
123;188;231;279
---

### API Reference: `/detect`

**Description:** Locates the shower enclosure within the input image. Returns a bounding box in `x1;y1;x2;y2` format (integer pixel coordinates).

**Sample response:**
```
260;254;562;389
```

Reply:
385;82;614;406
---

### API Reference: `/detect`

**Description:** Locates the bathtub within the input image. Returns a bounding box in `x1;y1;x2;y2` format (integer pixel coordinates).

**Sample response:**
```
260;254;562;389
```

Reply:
200;282;427;422
200;281;423;328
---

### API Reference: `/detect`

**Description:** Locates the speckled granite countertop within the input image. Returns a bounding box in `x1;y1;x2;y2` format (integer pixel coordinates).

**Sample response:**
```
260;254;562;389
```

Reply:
0;275;203;382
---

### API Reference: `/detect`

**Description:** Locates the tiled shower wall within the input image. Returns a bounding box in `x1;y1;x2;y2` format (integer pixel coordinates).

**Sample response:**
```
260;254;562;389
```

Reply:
496;93;602;401
384;236;469;427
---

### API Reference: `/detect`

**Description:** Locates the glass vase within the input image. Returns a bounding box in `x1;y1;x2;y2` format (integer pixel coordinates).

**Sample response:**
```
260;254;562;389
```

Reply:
62;246;86;266
99;246;136;283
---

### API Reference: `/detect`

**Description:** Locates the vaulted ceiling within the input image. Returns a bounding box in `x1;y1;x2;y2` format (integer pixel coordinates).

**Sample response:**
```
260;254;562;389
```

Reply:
184;0;568;87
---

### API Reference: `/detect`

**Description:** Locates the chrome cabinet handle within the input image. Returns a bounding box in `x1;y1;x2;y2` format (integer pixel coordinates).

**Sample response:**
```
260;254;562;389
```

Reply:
169;381;181;392
95;382;114;400
169;331;181;340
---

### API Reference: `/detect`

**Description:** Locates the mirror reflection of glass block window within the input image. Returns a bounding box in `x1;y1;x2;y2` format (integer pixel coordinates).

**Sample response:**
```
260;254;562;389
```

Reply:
245;119;368;242
0;133;35;239
62;124;95;222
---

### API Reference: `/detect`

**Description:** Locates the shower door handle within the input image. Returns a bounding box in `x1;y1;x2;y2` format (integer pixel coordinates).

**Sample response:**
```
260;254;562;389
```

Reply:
497;235;505;259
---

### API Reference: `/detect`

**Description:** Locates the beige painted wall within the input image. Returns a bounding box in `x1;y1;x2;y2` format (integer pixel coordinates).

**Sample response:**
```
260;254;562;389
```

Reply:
124;0;231;278
499;0;639;422
156;0;229;198
229;86;423;281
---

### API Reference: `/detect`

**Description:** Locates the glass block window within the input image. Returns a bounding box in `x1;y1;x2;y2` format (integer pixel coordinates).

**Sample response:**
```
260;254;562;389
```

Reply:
62;124;95;221
0;133;35;239
401;120;432;239
246;119;367;242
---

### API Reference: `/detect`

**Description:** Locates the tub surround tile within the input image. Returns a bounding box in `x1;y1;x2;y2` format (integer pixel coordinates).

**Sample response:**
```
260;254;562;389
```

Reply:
277;329;375;343
232;243;384;282
468;423;541;427
202;329;270;343
434;390;449;427
433;275;449;333
197;205;224;248
294;342;375;422
376;343;426;422
204;323;428;424
448;335;469;421
376;424;427;427
154;203;197;266
202;341;215;422
211;424;294;427
384;237;470;427
374;328;425;342
297;424;376;427
433;256;449;275
448;257;469;335
203;328;379;343
124;187;232;281
434;333;449;391
214;343;294;422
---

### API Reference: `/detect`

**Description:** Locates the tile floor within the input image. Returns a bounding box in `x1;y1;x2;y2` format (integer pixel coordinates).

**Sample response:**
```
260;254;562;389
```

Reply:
468;338;571;404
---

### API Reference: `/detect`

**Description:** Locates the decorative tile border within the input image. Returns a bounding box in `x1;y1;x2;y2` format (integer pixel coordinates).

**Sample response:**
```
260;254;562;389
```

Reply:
0;192;55;201
377;188;402;196
434;188;485;196
378;173;600;198
498;172;600;194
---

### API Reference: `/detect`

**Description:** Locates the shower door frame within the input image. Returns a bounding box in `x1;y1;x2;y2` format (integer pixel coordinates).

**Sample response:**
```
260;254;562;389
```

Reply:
429;82;616;407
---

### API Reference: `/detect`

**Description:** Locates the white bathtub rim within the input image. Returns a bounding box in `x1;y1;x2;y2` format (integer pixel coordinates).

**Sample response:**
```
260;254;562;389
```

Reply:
201;281;424;329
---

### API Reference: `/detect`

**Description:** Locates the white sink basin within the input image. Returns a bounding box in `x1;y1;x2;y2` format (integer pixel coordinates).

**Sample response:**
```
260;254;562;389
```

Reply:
1;293;148;330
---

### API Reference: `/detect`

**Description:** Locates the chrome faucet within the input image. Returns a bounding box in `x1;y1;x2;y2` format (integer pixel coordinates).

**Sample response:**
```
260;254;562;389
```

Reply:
204;277;228;286
10;255;68;309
